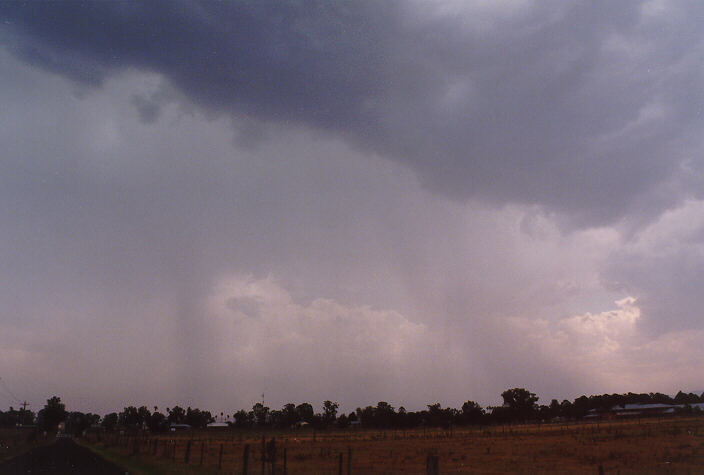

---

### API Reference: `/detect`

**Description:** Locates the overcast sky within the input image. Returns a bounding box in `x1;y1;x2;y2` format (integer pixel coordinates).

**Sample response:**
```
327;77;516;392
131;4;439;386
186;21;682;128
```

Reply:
1;1;704;416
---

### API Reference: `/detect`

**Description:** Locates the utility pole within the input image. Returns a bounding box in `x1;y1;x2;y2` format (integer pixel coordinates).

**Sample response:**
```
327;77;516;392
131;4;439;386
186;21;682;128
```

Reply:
20;400;29;424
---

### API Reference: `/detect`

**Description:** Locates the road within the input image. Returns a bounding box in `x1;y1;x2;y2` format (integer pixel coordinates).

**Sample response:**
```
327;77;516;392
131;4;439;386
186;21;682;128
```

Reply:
0;437;127;474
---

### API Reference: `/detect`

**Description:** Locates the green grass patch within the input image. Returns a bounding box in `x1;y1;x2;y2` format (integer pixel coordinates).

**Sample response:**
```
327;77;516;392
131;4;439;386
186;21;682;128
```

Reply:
76;439;212;475
0;431;54;462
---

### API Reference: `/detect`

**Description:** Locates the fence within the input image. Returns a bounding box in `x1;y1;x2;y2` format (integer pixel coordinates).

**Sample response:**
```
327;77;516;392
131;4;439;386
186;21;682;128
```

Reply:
87;429;454;474
84;417;704;474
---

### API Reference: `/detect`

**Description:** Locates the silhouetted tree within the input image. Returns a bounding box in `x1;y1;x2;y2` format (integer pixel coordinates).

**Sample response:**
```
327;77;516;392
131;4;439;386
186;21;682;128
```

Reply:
64;411;99;436
167;406;186;424
252;403;269;426
296;403;314;424
375;401;396;427
101;412;118;431
461;400;485;425
118;406;140;427
0;406;35;427
501;388;538;421
186;407;214;428
322;400;339;426
233;409;252;428
148;411;167;432
280;403;298;427
37;396;67;432
336;413;350;428
137;406;151;427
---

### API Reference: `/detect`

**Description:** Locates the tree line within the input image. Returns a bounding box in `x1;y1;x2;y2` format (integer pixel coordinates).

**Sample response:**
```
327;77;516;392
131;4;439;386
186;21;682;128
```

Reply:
2;388;703;434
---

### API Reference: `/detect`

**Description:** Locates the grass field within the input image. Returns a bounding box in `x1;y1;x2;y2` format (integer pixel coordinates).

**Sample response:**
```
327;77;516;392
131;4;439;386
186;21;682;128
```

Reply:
84;416;704;473
0;427;51;462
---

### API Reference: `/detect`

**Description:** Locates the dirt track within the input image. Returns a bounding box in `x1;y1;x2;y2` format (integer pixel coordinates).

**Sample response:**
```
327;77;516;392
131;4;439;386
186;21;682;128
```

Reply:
0;437;127;474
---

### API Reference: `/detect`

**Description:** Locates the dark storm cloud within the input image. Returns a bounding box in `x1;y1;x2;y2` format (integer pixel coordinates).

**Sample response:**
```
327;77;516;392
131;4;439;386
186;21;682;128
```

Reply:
4;1;703;225
4;1;704;412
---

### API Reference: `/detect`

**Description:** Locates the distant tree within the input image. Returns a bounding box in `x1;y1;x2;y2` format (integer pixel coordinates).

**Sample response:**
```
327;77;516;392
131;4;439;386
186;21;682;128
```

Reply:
64;412;99;436
268;410;284;428
37;396;67;432
357;406;374;427
0;406;36;427
281;403;298;427
186;407;214;428
675;391;700;404
375;401;396;427
167;406;186;425
489;405;513;424
559;400;573;419
461;400;484;425
650;392;674;405
148;411;167;432
548;399;561;419
233;409;252;428
322;400;339;426
295;403;314;424
425;403;456;428
501;388;538;421
137;406;152;428
570;396;590;419
101;412;118;431
336;413;350;428
252;403;270;426
537;405;551;421
118;406;140;427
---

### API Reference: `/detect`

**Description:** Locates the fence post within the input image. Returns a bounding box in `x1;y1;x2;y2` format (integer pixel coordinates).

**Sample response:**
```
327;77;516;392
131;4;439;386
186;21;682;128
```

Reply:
185;439;191;464
426;454;439;475
338;452;343;475
347;447;352;475
268;437;277;474
242;444;250;475
200;440;205;466
261;436;266;475
282;448;287;475
218;443;224;470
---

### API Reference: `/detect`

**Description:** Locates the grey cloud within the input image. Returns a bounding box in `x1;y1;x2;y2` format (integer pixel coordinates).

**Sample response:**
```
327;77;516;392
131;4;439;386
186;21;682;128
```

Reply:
226;296;262;319
3;2;704;413
3;1;704;225
131;93;161;123
604;200;704;335
0;57;602;409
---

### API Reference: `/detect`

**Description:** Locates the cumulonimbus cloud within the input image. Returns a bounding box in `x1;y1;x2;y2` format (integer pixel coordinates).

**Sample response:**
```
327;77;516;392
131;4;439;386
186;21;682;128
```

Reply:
3;1;704;225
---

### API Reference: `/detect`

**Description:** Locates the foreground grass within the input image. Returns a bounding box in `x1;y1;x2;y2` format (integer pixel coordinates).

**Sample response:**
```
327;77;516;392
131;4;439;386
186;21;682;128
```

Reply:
81;417;704;473
77;439;213;475
0;429;53;463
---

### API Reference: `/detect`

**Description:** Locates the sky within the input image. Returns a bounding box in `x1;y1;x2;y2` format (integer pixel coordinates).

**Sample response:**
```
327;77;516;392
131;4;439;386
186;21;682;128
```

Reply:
1;0;704;416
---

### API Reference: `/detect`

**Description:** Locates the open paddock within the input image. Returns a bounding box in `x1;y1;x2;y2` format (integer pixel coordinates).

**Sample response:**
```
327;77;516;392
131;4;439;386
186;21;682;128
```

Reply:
85;416;704;473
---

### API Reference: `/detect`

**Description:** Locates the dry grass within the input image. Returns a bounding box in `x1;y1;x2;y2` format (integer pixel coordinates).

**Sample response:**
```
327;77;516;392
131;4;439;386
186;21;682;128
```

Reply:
85;416;704;473
0;427;52;462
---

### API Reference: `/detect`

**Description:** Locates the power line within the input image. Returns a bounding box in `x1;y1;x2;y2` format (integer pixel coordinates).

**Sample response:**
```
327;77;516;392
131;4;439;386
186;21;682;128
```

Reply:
0;377;24;405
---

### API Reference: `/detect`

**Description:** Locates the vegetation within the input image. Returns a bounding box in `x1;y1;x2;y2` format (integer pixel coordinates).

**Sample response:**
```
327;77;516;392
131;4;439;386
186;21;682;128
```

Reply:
82;417;704;473
2;388;703;435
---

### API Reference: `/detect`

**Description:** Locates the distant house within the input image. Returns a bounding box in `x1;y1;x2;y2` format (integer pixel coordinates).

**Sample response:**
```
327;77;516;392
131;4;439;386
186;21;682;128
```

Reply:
587;402;704;419
206;422;229;429
170;423;192;431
